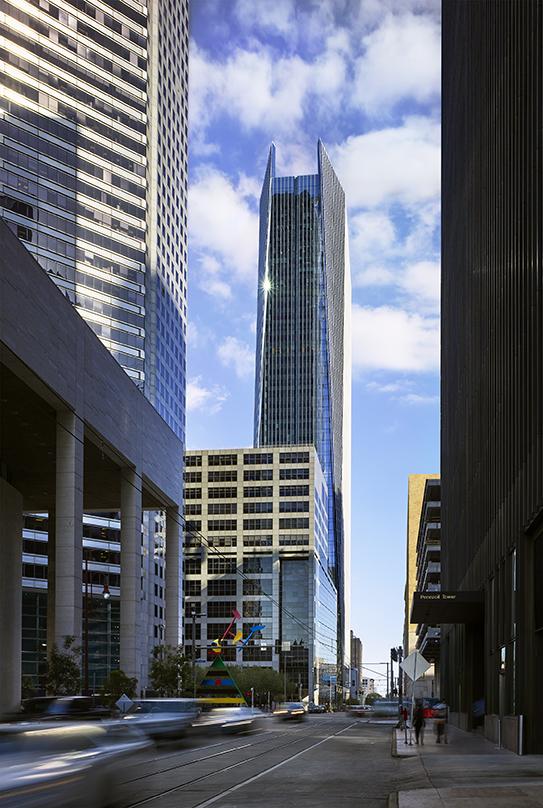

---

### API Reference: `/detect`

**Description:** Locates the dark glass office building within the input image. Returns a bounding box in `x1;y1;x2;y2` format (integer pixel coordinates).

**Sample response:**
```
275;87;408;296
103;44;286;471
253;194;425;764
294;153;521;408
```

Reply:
441;0;543;753
254;143;351;685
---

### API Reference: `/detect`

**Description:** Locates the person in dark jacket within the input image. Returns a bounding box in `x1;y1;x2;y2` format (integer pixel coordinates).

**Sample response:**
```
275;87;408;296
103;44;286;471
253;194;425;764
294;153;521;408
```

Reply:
413;702;425;745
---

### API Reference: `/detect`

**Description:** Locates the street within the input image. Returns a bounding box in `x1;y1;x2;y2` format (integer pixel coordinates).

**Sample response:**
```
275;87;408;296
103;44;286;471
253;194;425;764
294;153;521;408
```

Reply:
115;715;421;808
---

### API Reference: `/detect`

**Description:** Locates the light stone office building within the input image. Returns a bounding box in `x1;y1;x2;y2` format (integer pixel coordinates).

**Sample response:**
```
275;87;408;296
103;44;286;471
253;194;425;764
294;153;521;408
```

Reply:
1;0;188;690
183;447;338;703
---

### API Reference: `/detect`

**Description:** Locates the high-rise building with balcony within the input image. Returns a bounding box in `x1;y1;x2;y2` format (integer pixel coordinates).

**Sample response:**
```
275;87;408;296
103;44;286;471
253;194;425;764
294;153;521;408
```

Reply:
253;142;351;684
1;0;188;690
403;474;440;700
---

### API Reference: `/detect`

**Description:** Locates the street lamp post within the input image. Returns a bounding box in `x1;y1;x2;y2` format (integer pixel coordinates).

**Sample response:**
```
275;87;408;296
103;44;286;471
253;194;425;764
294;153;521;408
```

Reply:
191;608;197;698
84;557;89;695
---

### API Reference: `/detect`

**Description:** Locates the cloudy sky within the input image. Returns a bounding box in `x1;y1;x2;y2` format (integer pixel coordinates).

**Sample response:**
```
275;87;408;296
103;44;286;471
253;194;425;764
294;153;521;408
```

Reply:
187;0;441;684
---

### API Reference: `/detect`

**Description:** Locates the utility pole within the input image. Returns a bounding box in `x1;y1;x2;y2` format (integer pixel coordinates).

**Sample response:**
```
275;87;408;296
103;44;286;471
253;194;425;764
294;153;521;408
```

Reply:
298;674;302;703
191;608;197;698
386;662;389;698
398;646;404;709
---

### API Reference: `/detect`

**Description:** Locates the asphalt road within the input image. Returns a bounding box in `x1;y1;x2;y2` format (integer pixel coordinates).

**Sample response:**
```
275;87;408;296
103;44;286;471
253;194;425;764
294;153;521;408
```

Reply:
116;715;428;808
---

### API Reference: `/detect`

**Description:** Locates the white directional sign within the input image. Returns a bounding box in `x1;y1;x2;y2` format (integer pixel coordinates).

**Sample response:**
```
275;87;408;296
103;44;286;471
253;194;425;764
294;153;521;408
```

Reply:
115;693;134;714
400;650;431;682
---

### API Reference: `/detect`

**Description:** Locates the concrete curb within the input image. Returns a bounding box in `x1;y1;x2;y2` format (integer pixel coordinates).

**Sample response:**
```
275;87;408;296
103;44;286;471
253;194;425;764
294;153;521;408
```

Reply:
387;792;399;808
391;727;398;757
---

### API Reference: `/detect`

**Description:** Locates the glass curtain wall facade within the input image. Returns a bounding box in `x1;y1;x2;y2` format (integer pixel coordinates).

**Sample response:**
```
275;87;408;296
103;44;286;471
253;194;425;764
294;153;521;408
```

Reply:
1;0;188;690
254;142;351;686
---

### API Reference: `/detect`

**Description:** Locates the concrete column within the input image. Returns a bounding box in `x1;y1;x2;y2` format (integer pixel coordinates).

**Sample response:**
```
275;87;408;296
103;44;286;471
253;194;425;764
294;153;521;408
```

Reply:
0;479;23;713
54;410;84;647
120;467;142;682
46;508;55;656
165;506;182;648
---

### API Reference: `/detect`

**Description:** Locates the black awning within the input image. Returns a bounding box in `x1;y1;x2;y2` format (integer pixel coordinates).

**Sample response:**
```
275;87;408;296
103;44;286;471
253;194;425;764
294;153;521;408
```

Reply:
411;591;484;624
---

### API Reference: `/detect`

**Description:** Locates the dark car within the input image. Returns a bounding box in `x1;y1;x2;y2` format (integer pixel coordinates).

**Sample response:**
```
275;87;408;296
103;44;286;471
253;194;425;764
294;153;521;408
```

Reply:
19;696;111;722
273;702;306;720
307;703;326;714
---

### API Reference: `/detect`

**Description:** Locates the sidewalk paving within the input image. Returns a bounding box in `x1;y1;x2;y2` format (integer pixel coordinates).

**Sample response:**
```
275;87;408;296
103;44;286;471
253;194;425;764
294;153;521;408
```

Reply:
391;723;543;807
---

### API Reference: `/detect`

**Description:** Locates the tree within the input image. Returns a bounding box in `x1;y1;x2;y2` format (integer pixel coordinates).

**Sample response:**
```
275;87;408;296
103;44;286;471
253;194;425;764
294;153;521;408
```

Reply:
365;691;384;705
46;636;81;695
100;669;138;707
227;665;292;704
149;645;192;696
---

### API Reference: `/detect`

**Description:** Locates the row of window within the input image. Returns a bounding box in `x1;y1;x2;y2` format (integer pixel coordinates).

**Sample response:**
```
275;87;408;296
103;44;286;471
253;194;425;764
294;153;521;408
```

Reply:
185;501;309;515
190;576;310;596
185;452;310;467
184;557;274;575
184;484;310;499
183;468;309;483
185;601;273;619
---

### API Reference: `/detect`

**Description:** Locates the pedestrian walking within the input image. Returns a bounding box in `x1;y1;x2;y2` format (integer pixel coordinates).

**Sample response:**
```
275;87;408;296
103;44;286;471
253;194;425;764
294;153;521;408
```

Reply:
413;702;425;745
435;702;448;743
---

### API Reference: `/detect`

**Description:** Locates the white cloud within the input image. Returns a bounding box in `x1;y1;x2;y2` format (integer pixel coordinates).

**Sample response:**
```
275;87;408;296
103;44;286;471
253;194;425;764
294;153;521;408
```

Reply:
186;377;229;414
399;260;440;313
366;379;414;394
217;336;255;379
352;304;439;373
189;34;348;143
398;392;439;405
189;167;259;288
331;116;440;209
353;13;440;116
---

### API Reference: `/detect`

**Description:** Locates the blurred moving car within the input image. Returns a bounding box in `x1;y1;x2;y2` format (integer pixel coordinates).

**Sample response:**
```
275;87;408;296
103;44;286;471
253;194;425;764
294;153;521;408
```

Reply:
273;702;306;720
345;705;373;716
15;696;111;722
123;698;200;741
193;706;265;734
0;720;150;807
307;703;327;714
369;699;400;717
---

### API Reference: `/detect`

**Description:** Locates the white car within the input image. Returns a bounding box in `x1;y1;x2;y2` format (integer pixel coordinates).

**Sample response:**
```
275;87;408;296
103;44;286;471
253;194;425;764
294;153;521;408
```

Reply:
0;721;151;807
193;706;266;734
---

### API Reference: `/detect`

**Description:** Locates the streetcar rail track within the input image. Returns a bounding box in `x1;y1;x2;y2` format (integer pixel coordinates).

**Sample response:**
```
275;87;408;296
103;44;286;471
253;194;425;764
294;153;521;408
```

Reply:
121;725;308;785
121;721;356;808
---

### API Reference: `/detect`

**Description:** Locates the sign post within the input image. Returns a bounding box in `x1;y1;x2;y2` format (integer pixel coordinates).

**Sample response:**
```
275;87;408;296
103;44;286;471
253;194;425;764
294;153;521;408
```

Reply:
400;650;431;745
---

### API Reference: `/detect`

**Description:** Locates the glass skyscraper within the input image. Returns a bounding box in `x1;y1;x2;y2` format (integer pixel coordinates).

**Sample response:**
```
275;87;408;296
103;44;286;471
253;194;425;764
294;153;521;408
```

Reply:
1;0;188;439
1;0;188;689
254;142;351;684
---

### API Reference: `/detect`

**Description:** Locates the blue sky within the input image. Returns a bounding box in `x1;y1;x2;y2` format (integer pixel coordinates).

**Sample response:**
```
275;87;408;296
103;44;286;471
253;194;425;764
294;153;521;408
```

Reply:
186;0;441;685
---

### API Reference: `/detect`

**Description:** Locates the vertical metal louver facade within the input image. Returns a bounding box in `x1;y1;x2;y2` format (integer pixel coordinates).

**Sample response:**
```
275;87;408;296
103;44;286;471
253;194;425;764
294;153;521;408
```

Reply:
253;142;351;681
442;0;543;752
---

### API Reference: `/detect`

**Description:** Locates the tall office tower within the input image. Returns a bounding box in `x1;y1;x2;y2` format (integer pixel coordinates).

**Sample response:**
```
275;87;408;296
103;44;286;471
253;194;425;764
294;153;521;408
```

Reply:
1;0;188;687
183;447;338;703
0;0;188;437
441;0;543;752
254;142;351;686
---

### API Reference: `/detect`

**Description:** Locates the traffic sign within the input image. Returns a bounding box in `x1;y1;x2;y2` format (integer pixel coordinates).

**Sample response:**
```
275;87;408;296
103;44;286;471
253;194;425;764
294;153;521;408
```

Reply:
115;693;134;714
400;650;431;682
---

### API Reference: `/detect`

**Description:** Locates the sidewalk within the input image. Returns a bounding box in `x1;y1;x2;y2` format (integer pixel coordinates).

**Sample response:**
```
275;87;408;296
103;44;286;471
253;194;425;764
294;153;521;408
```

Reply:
391;723;543;807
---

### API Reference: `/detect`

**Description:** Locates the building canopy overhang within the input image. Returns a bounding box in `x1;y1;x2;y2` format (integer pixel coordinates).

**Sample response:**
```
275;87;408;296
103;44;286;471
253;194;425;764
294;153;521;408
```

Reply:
411;591;484;625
